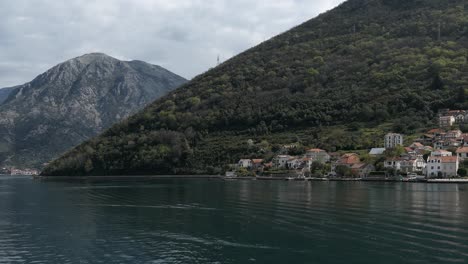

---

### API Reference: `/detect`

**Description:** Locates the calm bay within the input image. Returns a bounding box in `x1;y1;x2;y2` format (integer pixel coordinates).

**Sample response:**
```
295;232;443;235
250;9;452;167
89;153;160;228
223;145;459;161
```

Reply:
1;176;468;263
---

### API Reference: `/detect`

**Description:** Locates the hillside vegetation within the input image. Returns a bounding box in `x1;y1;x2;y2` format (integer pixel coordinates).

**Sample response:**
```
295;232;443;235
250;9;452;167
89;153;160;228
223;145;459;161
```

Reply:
43;0;468;176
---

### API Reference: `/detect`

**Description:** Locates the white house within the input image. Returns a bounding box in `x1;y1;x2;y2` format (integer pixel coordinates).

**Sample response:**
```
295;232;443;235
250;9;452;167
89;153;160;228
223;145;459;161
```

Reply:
431;150;453;157
287;158;302;169
273;155;293;169
384;156;426;173
456;147;468;161
305;149;330;163
238;159;253;169
384;133;404;149
426;156;459;178
439;116;455;128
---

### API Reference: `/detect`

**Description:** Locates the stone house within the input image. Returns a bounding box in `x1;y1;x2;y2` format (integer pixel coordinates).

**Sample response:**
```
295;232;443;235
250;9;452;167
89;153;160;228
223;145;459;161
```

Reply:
384;133;404;149
305;149;330;163
456;147;468;161
426;156;459;178
439;116;455;128
351;163;376;178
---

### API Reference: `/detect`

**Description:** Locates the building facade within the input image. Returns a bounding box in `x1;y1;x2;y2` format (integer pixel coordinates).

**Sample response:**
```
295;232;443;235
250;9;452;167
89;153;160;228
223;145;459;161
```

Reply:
384;133;404;149
305;149;330;163
439;116;455;128
426;156;459;178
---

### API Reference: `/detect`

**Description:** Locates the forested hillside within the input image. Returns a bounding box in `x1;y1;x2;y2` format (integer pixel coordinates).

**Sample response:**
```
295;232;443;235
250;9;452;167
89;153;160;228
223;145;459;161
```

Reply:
43;0;468;176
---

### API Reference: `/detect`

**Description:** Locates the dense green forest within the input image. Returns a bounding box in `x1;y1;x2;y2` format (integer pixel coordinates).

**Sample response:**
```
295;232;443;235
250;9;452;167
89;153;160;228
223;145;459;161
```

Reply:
43;0;468;176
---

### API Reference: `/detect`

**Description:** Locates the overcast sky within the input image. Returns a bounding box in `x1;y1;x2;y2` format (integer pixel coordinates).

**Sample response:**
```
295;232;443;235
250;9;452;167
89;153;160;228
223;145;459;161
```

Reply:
0;0;344;87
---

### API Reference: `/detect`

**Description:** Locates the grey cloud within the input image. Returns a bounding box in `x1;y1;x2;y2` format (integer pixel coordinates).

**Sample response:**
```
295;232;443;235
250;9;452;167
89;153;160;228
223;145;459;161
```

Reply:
0;0;345;87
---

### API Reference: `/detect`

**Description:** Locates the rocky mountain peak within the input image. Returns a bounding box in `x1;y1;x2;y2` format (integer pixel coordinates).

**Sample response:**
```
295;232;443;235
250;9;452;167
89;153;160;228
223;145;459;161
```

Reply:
0;53;187;168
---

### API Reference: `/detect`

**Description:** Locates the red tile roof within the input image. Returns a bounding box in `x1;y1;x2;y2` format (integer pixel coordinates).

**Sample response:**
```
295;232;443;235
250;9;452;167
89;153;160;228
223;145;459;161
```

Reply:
338;153;360;164
428;129;445;134
456;147;468;154
307;148;326;153
428;156;458;163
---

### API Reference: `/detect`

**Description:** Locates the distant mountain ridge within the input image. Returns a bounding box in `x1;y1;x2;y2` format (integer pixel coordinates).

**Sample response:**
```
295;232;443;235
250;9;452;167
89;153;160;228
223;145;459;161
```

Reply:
0;53;187;167
43;0;468;176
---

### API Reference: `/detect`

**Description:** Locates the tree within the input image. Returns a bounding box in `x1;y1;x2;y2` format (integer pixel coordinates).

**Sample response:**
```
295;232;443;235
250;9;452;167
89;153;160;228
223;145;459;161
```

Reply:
458;168;467;177
430;73;444;90
335;165;352;177
457;87;466;103
385;145;405;158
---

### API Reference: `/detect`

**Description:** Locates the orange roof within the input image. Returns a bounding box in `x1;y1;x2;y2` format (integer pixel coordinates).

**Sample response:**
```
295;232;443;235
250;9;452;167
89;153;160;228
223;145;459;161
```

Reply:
307;148;326;152
339;153;360;164
411;143;424;147
429;156;458;163
442;156;458;162
252;159;264;164
456;147;468;153
428;129;445;134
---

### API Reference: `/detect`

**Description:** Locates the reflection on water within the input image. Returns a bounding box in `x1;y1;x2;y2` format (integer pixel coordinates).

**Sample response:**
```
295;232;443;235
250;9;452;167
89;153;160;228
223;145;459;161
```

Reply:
0;177;467;263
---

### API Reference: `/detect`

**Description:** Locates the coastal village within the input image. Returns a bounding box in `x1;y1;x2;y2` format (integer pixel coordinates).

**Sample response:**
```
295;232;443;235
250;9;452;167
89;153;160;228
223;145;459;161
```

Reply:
230;109;468;181
0;167;39;176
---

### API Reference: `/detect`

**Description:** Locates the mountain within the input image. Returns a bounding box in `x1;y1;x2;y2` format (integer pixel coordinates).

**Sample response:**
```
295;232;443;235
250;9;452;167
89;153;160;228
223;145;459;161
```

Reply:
0;53;187;167
0;87;16;105
43;0;468;176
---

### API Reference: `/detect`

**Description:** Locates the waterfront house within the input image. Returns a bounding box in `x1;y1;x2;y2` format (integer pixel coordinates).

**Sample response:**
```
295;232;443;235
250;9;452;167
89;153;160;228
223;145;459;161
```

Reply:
251;159;264;170
384;155;426;174
332;153;361;172
351;163;375;178
426;156;459;178
287;157;303;169
305;148;330;163
384;157;402;171
337;153;361;167
456;147;468;161
273;155;293;169
384;133;404;149
238;159;253;169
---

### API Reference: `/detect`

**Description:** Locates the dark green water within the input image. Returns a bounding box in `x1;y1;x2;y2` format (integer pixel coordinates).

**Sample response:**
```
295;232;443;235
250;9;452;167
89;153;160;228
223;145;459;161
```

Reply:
1;177;468;263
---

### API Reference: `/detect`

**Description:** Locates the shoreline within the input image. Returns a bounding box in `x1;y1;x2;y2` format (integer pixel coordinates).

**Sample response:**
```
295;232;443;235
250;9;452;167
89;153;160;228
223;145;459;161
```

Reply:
34;175;468;184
